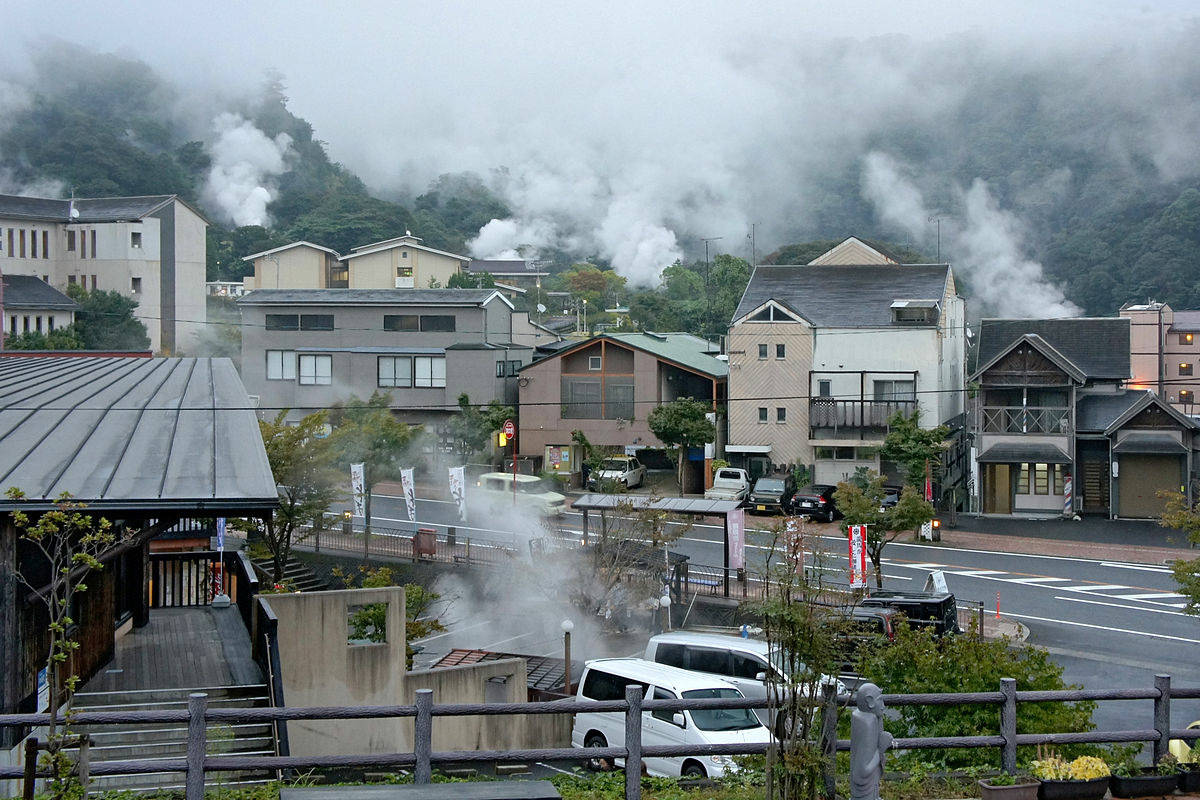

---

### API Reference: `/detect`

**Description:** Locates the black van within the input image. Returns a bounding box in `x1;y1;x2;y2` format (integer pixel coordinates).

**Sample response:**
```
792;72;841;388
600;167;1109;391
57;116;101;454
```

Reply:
859;590;961;636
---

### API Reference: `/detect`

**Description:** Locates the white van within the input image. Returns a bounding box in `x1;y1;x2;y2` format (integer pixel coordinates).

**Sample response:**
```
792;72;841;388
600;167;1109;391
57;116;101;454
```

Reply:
473;472;567;516
643;631;846;733
571;658;768;779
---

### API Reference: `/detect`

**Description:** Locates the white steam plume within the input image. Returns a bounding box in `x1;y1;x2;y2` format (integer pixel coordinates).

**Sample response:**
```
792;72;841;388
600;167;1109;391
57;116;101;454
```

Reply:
862;151;1081;318
202;112;293;227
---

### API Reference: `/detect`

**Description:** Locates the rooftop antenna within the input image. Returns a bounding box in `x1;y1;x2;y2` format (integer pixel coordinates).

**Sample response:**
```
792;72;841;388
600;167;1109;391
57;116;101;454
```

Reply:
68;188;79;220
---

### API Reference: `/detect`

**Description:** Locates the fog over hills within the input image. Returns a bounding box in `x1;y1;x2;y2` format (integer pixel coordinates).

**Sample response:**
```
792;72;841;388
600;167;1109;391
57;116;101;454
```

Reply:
2;2;1199;316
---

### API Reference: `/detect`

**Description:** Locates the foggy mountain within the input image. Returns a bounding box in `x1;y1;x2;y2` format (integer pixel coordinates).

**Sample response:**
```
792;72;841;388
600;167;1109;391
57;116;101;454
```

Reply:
2;23;1200;318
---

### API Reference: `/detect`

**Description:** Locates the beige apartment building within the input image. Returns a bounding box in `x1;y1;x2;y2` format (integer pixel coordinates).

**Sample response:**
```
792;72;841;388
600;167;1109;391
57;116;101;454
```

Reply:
1121;301;1200;413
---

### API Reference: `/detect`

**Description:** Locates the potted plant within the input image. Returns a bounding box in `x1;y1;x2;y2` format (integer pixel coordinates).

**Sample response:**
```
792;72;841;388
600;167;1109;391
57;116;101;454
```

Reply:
1030;755;1110;800
1108;757;1181;798
978;771;1040;800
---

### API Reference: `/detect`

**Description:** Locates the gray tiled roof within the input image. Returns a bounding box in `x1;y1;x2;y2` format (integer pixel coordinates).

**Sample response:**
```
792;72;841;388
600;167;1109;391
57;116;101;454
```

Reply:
0;356;277;512
731;264;951;326
238;288;503;306
0;194;180;223
1;275;78;310
1075;391;1143;432
974;318;1130;380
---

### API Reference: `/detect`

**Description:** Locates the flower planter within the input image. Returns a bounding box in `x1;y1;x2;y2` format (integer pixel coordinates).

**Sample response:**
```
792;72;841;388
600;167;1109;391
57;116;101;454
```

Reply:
979;778;1041;800
1109;770;1179;799
1036;777;1109;800
1179;767;1200;793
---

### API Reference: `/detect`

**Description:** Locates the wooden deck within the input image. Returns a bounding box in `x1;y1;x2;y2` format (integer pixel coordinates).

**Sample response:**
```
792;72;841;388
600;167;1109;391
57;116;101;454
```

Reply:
81;605;263;692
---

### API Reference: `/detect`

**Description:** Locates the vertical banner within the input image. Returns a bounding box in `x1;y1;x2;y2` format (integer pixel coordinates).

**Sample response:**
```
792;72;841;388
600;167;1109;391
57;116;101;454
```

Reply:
848;524;868;588
449;466;467;521
785;516;804;569
400;467;417;522
728;507;746;570
215;517;227;597
350;463;366;517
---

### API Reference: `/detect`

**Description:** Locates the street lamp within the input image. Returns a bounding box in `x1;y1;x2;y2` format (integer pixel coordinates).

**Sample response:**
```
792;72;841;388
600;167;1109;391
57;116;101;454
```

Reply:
658;593;671;632
561;619;575;694
583;298;588;336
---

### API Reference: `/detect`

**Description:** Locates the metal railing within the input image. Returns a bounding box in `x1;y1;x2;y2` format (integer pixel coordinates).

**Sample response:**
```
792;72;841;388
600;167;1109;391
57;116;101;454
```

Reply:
5;678;1200;800
809;399;916;438
981;406;1071;434
294;522;522;568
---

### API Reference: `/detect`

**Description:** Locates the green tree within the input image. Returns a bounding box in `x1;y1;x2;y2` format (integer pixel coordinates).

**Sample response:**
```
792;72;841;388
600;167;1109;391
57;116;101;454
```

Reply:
835;471;935;588
881;409;951;488
335;566;447;669
1156;490;1200;614
330;392;419;539
646;397;716;489
65;284;151;351
256;410;342;582
447;392;514;459
2;326;84;351
447;271;496;289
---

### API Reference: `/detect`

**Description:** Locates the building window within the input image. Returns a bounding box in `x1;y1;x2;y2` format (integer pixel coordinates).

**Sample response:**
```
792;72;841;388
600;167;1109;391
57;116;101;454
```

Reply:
7;229;13;255
300;314;334;331
508;359;521;377
91;230;97;257
67;230;76;252
414;356;446;388
298;354;332;385
67;274;77;285
818;380;832;397
41;230;48;258
19;229;25;258
1033;463;1050;495
131;277;142;293
266;350;296;380
1181;363;1194;376
1054;465;1066;495
80;229;87;258
1182;333;1195;345
758;343;768;359
397;266;413;277
589;356;602;371
90;275;97;291
562;378;602;418
265;314;300;331
384;314;419;332
420;315;455;332
758;407;768;423
873;379;916;402
1181;390;1194;405
776;343;786;359
379;356;413;388
1016;463;1030;494
496;361;506;378
776;407;786;422
30;230;37;259
131;231;142;248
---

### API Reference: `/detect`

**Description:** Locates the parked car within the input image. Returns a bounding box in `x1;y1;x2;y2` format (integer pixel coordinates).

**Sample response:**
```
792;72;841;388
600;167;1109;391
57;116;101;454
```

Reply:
704;468;751;503
572;657;768;778
588;455;647;490
791;484;841;522
473;472;567;516
858;590;961;636
826;606;898;675
879;485;902;511
748;474;797;514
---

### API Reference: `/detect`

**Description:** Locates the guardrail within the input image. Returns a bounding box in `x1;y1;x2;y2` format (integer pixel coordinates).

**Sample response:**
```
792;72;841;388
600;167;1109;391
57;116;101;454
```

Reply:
294;522;523;567
5;678;1200;800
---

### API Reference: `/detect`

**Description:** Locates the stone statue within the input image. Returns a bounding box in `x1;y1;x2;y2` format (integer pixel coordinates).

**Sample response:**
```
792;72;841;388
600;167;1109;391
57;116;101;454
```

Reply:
850;683;892;800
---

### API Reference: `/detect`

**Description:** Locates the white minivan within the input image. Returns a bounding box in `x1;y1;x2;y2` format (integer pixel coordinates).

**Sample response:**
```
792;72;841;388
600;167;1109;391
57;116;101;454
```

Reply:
571;658;769;779
473;472;567;516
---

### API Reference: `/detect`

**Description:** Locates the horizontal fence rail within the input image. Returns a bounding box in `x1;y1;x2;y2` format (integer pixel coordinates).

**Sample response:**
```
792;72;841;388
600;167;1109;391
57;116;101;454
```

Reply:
5;678;1200;800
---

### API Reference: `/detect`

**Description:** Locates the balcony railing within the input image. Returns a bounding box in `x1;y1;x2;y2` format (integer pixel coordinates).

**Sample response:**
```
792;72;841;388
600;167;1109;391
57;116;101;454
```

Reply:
982;406;1071;435
809;399;916;438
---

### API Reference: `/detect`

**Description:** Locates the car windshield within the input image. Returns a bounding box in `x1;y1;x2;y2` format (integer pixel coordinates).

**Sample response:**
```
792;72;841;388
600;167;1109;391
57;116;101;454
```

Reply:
682;688;763;731
600;459;629;471
754;479;785;491
518;479;550;494
768;649;814;680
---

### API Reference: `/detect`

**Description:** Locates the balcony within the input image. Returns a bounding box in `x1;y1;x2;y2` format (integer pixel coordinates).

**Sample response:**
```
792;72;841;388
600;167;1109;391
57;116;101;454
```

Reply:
809;399;916;439
982;406;1071;435
395;276;415;288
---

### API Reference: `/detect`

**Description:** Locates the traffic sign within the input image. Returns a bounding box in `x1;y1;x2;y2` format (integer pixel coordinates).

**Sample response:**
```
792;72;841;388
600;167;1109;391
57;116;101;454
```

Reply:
503;419;516;437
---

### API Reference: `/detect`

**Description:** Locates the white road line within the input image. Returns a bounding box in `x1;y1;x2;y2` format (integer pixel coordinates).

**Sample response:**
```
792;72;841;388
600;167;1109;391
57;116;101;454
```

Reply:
481;632;538;649
1118;592;1188;601
412;619;494;644
1006;577;1070;584
1054;596;1192;616
535;761;579;775
944;570;1007;577
1056;584;1126;593
1099;562;1176;574
1004;611;1200;644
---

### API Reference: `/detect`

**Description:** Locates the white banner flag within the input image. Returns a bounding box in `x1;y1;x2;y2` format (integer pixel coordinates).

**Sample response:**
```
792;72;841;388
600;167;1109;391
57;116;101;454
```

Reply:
350;462;366;517
401;468;417;522
848;524;868;588
449;466;467;521
728;508;745;570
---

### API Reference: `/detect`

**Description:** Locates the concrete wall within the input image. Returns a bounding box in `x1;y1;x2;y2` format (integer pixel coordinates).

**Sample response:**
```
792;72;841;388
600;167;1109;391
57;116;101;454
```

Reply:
348;247;463;290
248;247;330;290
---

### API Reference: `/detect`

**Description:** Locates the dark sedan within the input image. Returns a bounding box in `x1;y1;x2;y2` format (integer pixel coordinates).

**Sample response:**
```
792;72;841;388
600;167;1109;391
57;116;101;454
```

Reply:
791;484;841;522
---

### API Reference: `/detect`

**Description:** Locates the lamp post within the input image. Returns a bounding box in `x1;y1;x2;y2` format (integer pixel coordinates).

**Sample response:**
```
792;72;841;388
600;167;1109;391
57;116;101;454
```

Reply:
561;619;575;694
659;593;671;632
582;298;588;335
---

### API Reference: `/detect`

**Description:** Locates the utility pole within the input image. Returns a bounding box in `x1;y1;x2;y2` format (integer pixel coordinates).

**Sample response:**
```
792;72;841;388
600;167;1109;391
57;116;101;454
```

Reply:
701;236;722;337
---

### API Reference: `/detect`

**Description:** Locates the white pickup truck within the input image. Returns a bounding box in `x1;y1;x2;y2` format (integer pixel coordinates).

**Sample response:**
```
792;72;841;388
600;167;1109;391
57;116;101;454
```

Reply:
704;467;751;503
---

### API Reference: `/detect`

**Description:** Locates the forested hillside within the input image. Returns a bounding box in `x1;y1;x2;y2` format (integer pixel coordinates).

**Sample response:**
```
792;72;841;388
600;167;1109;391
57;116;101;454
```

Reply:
3;41;1200;316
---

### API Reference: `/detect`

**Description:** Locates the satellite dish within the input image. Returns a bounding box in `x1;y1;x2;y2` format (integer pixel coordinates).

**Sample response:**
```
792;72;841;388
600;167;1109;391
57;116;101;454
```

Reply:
536;304;547;313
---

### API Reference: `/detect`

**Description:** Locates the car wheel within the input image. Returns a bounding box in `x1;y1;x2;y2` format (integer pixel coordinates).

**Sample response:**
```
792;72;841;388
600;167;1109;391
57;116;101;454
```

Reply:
681;761;707;779
585;733;610;771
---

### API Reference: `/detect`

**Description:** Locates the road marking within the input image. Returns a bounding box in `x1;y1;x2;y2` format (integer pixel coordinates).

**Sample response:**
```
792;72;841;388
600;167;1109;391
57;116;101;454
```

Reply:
1054;584;1126;593
1054;596;1192;616
1118;592;1188;601
1004;611;1200;644
481;632;538;649
1099;562;1176;574
535;761;579;776
943;570;1006;577
1006;577;1071;584
412;619;494;644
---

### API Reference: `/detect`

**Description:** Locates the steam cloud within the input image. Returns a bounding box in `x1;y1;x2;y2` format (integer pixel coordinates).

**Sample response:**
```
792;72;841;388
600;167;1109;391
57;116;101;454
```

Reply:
861;152;1081;319
202;113;293;227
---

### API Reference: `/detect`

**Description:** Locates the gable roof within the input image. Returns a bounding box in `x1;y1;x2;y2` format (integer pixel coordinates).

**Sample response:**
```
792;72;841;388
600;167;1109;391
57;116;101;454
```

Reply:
237;288;513;309
0;194;205;225
1076;389;1199;434
1;275;78;310
528;332;727;379
242;241;341;261
0;356;277;512
972;333;1088;384
732;264;951;327
807;236;902;265
973;318;1130;381
341;236;469;263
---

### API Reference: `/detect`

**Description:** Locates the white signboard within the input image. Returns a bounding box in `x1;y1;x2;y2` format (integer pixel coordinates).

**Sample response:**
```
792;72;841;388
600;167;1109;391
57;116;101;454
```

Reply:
449;466;467;521
350;463;366;517
728;508;745;570
848;524;868;588
400;468;417;522
37;667;48;713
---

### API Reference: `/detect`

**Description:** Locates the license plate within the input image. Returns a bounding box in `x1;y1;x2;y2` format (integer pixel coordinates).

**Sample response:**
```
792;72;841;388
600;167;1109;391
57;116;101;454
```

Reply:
756;505;766;511
800;501;814;508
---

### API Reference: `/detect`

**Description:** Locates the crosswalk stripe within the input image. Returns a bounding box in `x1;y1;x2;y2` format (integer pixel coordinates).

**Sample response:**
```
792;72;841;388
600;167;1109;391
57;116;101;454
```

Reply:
1008;576;1070;583
945;570;1006;577
1114;592;1186;600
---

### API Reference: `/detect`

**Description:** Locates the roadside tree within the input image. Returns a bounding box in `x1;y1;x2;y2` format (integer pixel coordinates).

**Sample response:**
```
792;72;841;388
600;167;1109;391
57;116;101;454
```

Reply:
65;284;151;351
330;392;419;538
880;409;950;488
835;470;934;588
447;392;513;461
1156;489;1200;614
647;397;716;490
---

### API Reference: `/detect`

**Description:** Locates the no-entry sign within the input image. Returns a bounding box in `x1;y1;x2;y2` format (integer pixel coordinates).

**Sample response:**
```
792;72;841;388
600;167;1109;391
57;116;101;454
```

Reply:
503;419;516;437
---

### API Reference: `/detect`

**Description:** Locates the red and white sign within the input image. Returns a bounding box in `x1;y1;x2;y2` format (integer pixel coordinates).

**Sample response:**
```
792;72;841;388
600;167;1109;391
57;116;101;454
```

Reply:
727;508;745;570
848;524;868;588
503;419;516;437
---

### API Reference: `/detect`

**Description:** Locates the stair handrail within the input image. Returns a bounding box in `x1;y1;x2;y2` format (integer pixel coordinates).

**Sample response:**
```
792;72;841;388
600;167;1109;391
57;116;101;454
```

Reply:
254;596;290;770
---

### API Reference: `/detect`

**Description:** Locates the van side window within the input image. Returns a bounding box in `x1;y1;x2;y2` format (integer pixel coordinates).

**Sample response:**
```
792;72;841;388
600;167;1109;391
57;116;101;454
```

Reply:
581;669;647;701
687;647;732;676
655;644;687;668
733;654;767;680
484;477;505;491
651;687;680;725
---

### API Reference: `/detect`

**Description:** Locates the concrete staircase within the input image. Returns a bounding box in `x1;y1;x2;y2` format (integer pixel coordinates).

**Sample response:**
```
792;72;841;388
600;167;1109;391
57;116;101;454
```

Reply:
252;552;327;593
66;684;277;794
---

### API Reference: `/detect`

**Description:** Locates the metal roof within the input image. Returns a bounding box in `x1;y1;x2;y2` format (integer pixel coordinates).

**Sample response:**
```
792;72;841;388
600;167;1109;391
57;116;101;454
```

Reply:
973;318;1131;380
0;194;205;225
976;442;1071;464
527;332;727;379
1111;433;1189;455
432;649;581;693
237;288;508;307
0;356;277;512
570;494;743;515
1;275;79;310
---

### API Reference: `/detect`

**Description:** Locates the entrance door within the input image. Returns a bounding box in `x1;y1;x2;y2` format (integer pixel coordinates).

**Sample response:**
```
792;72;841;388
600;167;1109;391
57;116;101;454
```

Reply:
983;464;1011;514
1081;461;1109;514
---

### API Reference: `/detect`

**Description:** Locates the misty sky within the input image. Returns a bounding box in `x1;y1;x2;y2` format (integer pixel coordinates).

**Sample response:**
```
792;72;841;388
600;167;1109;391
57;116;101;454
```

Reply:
4;1;1199;313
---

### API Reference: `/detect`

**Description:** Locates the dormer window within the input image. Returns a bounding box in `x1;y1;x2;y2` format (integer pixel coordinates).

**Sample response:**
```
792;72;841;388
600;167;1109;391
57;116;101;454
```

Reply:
891;299;938;324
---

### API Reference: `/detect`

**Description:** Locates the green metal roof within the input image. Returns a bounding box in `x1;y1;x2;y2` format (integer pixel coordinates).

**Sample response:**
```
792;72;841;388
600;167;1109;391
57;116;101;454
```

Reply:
601;332;728;378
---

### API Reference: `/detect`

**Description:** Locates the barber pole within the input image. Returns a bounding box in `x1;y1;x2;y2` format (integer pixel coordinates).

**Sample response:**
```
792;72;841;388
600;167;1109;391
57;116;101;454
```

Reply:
1063;474;1073;516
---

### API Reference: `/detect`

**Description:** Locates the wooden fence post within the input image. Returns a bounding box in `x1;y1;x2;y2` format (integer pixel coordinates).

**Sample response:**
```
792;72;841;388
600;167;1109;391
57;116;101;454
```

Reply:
415;689;433;784
821;682;837;800
1000;678;1017;773
624;685;643;800
186;692;208;800
1154;674;1170;763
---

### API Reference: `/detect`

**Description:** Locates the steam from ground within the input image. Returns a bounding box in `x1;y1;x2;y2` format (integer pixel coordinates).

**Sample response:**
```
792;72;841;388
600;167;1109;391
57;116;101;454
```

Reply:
862;152;1081;318
201;113;294;227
